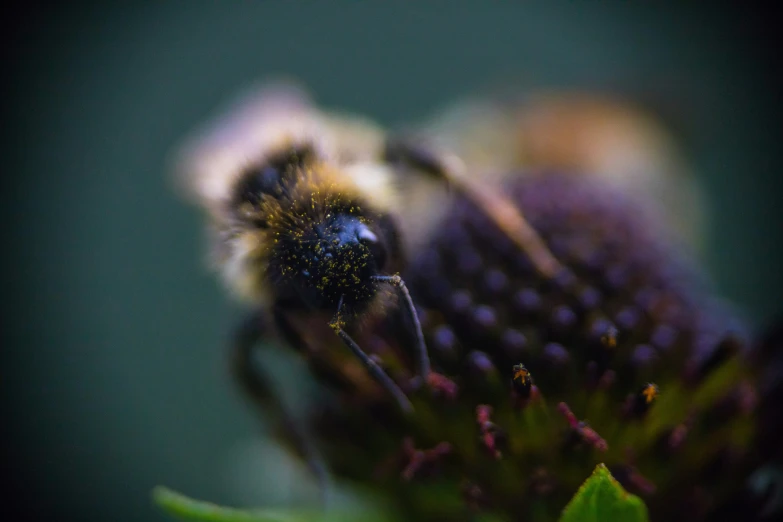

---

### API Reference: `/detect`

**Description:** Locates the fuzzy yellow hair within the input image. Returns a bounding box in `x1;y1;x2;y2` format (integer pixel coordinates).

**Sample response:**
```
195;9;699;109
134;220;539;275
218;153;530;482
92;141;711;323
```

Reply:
172;81;402;305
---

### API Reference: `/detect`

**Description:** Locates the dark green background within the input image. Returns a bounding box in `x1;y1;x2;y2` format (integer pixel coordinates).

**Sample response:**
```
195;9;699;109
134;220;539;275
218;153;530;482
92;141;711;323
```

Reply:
4;3;781;522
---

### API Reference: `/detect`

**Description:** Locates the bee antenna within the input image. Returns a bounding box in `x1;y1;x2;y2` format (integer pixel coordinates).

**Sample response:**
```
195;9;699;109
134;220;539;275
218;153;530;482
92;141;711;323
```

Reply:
372;275;431;380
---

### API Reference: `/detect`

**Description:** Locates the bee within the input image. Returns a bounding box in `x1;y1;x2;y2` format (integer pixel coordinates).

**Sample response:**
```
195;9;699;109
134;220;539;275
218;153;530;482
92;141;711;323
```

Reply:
173;81;438;412
173;80;559;494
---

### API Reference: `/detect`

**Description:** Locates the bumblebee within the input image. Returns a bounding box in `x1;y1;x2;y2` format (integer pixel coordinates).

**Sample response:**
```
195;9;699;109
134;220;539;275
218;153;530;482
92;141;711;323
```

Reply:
173;80;557;492
172;82;442;490
172;82;765;520
173;80;445;409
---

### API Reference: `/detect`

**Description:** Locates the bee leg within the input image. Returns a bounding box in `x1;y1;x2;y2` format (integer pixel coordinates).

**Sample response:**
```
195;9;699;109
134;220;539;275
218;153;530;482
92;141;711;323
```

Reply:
384;136;563;279
371;274;431;380
231;311;331;505
330;297;415;414
384;136;451;179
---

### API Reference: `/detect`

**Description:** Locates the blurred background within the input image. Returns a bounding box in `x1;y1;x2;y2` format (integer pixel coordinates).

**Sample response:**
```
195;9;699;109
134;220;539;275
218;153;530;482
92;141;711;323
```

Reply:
3;3;781;522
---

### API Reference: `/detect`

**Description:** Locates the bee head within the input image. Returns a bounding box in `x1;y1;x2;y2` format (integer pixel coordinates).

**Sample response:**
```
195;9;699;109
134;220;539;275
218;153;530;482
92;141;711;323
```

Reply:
277;211;388;313
227;141;399;313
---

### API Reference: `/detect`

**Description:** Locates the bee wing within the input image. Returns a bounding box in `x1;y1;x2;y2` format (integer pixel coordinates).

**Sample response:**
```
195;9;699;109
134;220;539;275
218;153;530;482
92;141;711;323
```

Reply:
170;79;331;220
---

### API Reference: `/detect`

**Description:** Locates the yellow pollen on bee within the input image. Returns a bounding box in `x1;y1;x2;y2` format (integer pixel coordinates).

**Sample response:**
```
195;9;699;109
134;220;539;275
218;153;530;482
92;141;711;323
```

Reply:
513;368;529;385
642;383;659;404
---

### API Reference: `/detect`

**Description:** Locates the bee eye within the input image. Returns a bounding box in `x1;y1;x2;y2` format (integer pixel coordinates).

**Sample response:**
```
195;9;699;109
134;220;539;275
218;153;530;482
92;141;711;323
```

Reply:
357;226;387;270
235;145;315;206
255;165;283;195
235;165;282;209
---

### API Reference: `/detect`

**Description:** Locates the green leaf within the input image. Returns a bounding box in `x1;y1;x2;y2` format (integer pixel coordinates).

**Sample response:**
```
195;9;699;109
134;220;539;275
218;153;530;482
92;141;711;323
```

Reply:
559;464;649;522
152;486;393;522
